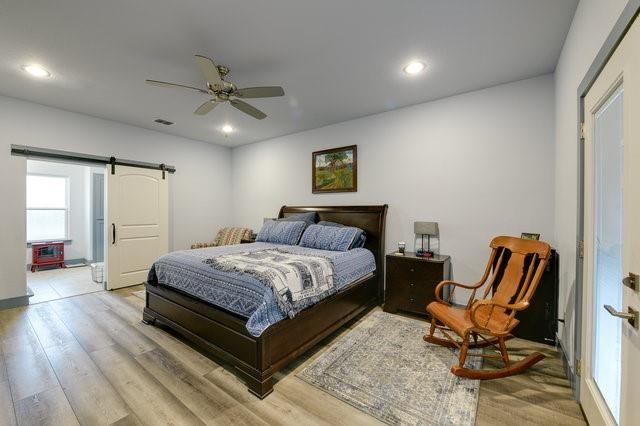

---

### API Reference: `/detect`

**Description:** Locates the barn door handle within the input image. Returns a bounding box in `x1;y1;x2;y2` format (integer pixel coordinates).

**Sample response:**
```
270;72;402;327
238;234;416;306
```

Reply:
112;223;116;245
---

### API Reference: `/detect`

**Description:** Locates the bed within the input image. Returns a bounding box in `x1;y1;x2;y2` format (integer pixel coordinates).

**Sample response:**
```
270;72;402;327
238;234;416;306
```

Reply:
143;205;388;398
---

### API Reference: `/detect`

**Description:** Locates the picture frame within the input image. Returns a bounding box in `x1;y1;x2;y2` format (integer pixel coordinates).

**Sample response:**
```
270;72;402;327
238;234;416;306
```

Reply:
521;232;541;241
312;145;357;193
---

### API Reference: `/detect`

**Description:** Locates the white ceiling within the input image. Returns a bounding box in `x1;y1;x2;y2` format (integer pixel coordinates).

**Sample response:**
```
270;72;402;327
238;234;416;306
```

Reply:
0;0;578;147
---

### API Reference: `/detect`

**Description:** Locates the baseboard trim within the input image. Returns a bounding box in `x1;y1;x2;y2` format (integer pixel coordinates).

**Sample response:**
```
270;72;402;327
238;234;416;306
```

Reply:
558;338;579;398
0;294;30;310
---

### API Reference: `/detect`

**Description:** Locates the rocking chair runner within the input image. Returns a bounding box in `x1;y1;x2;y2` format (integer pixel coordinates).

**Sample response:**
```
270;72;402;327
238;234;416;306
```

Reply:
424;236;551;379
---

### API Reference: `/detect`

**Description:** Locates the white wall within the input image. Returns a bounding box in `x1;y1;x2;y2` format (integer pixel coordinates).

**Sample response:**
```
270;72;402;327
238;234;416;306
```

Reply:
0;95;232;301
25;160;91;264
232;75;556;301
554;0;628;368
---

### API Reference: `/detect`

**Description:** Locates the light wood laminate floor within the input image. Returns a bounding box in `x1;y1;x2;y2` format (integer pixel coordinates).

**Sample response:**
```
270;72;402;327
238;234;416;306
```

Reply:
27;266;102;304
0;285;586;425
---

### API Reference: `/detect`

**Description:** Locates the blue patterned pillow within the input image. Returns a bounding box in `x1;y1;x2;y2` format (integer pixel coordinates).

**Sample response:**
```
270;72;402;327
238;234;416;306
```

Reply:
352;233;367;248
317;221;366;248
298;224;360;252
317;220;342;227
256;220;306;245
277;212;318;226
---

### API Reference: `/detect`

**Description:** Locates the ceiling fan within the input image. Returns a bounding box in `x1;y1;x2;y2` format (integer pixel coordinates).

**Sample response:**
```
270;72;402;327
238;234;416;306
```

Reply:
146;55;284;120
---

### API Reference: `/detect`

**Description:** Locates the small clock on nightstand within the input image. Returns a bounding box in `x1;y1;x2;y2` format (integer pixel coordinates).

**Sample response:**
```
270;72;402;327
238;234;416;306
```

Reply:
384;252;451;318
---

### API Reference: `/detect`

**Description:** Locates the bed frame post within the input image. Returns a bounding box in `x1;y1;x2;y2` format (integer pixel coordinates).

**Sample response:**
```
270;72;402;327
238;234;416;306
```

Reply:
243;372;274;399
142;293;157;325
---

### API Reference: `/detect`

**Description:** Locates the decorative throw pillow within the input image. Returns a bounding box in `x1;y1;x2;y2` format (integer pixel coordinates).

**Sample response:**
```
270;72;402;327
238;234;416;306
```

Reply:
214;227;253;246
256;220;306;245
317;221;366;249
298;224;361;252
277;212;318;226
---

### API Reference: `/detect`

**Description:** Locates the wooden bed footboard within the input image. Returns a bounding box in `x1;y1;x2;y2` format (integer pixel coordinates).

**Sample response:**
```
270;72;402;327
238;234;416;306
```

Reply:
144;273;378;398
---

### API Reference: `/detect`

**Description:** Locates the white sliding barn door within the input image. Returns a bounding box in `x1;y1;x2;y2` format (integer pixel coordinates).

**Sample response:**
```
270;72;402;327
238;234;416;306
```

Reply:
106;165;168;290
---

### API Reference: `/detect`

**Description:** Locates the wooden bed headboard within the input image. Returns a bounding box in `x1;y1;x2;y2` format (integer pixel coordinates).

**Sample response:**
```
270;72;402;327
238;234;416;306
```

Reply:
278;205;388;301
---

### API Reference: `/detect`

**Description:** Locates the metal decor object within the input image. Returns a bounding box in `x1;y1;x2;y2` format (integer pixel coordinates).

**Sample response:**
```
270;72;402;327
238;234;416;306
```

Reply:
146;54;285;120
604;305;639;329
622;272;638;291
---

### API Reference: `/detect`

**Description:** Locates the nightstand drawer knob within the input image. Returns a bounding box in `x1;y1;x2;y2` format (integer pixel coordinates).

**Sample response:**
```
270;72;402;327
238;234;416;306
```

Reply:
409;298;415;302
410;268;415;272
410;283;414;287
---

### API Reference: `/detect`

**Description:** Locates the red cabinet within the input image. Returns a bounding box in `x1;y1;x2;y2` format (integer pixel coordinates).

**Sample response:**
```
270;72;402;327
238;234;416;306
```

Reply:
31;242;65;272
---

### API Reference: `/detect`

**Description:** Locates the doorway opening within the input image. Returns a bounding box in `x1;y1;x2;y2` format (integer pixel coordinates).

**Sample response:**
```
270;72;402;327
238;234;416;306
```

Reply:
26;159;106;304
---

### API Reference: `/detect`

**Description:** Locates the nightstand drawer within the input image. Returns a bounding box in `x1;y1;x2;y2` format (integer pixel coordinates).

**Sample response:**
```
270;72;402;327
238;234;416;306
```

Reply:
396;285;433;315
385;275;439;298
387;258;444;282
405;295;428;315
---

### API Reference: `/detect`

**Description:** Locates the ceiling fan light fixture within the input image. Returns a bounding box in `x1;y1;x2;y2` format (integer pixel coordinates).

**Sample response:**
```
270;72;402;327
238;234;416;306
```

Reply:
21;64;51;78
146;54;283;120
403;61;425;75
221;124;234;134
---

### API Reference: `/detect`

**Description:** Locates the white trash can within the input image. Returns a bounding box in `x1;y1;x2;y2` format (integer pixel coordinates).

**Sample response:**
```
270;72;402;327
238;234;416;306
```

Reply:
91;262;104;284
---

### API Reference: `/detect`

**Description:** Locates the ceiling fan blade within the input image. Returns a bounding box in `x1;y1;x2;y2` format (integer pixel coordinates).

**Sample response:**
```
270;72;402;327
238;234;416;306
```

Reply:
146;79;208;94
194;55;223;89
194;100;219;115
230;99;267;120
235;86;285;98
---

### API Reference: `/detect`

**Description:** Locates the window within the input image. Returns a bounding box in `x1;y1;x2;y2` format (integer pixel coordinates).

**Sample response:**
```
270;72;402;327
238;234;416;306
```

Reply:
26;174;68;241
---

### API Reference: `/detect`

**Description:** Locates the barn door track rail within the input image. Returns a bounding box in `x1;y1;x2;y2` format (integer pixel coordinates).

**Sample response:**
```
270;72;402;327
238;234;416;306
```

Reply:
11;145;175;178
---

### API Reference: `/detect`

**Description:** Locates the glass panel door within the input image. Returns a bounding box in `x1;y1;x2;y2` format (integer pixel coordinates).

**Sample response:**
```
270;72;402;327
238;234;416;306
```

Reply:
592;86;623;423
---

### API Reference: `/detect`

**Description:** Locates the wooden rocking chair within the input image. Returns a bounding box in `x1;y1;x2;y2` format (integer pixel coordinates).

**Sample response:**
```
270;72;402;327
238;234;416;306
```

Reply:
424;236;551;379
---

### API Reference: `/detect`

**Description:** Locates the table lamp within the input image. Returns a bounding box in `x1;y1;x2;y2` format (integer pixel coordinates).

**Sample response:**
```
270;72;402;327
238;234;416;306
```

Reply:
414;221;438;258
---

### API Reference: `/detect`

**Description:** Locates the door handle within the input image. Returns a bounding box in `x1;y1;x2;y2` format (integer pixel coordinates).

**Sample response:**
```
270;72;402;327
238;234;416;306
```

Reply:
604;305;639;329
622;272;639;291
112;223;116;245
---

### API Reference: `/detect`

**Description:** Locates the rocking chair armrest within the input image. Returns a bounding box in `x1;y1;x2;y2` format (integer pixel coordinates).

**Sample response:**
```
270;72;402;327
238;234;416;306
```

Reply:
469;299;530;330
434;280;484;304
489;300;530;311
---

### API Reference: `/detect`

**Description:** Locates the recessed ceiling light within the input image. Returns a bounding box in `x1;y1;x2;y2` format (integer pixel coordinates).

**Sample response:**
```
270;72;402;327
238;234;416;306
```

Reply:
403;61;425;75
221;124;234;134
21;64;51;78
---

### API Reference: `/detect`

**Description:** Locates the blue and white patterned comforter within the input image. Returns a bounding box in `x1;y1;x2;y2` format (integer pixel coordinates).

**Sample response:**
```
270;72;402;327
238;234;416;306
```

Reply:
147;242;376;336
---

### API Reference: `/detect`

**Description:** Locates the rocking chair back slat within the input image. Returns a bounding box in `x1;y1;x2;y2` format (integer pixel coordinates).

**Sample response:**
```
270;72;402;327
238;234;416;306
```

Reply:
515;253;538;303
492;251;527;305
480;247;503;299
465;248;498;309
522;254;551;304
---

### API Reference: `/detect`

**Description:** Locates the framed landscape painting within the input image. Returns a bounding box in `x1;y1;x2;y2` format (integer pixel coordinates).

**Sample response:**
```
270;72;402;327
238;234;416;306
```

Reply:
312;145;357;193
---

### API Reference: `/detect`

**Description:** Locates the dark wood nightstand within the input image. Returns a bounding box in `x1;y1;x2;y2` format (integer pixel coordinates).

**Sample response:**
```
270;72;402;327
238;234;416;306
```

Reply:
384;252;451;318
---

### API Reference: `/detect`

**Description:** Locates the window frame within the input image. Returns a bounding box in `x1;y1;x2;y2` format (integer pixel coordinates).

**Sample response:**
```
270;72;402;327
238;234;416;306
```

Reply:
26;173;70;243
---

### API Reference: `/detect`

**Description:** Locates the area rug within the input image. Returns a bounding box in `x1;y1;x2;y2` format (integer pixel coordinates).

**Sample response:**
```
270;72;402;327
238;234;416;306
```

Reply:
297;311;481;425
